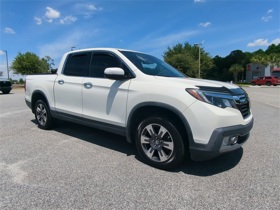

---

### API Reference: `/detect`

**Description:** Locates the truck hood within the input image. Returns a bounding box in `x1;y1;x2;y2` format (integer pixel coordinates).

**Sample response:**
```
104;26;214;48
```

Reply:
154;76;240;90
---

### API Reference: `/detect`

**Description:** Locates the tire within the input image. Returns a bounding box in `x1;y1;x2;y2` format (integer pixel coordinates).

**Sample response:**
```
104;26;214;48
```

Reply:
251;82;256;86
2;90;10;94
34;100;54;130
135;116;185;170
266;82;271;86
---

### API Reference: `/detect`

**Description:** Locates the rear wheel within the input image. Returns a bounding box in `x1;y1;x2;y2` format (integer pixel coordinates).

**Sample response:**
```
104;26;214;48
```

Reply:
266;82;271;86
251;82;256;86
35;100;54;130
135;116;185;170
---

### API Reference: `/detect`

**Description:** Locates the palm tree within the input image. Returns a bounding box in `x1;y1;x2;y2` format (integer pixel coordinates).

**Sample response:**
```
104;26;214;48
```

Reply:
229;64;244;82
251;54;269;76
268;53;280;72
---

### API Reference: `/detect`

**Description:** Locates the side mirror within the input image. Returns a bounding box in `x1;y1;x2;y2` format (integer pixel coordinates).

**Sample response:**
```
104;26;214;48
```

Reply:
104;67;126;80
51;68;58;74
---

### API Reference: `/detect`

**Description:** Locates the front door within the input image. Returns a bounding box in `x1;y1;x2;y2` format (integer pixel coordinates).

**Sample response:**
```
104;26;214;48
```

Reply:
82;52;131;128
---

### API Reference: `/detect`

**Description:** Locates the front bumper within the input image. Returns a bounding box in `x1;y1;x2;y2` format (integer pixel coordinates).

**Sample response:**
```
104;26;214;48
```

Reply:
189;117;254;161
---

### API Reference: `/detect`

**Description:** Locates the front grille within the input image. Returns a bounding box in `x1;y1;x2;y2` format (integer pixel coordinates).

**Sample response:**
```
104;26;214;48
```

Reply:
234;95;250;119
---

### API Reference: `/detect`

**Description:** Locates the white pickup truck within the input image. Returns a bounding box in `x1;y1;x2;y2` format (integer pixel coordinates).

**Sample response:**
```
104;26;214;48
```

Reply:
25;48;254;170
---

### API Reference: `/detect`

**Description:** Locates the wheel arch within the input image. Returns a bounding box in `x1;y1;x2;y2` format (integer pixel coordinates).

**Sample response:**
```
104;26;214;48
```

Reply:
31;90;50;114
126;102;193;147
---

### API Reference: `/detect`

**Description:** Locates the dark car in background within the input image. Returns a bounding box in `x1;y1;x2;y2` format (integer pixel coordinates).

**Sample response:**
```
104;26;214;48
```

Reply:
251;76;280;86
0;79;12;94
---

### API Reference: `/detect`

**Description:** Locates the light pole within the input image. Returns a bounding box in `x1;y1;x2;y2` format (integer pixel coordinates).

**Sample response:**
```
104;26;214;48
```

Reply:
3;50;9;79
71;46;76;51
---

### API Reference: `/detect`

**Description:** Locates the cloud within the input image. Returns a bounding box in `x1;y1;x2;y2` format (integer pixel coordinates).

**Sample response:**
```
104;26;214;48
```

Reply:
35;4;103;26
194;0;206;3
34;16;42;25
4;27;15;34
36;6;78;25
60;16;77;24
247;39;269;47
271;38;280;45
247;38;280;47
0;50;5;55
87;5;98;11
37;30;99;61
199;22;211;27
155;31;198;46
45;7;60;19
267;9;273;14
261;9;273;22
261;16;272;22
75;3;103;18
129;30;199;55
45;6;60;23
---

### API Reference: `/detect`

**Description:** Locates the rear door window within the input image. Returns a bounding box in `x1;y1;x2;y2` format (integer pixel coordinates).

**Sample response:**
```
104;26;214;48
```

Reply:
63;53;91;76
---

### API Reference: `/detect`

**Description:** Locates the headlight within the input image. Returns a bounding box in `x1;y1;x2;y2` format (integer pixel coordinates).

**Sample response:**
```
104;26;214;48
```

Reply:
186;88;235;108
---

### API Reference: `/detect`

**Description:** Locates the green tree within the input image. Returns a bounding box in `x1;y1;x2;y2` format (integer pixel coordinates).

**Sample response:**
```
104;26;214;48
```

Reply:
251;54;268;66
268;53;280;67
251;44;280;67
209;50;249;81
19;78;24;84
250;53;280;74
163;42;214;78
11;52;53;75
265;44;280;54
229;64;244;82
42;55;54;70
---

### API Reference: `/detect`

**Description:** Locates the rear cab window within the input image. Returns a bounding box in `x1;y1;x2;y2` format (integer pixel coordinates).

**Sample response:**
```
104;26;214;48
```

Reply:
63;53;91;76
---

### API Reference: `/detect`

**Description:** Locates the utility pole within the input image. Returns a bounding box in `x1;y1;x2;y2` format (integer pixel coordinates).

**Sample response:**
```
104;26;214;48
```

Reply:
3;50;9;79
194;41;204;78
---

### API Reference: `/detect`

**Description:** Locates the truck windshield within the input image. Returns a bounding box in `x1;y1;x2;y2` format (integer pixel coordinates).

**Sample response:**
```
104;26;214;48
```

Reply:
120;50;186;78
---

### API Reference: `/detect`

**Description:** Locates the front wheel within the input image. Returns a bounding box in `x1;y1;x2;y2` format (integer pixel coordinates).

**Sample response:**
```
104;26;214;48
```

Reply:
35;100;54;130
135;116;185;170
266;82;271;86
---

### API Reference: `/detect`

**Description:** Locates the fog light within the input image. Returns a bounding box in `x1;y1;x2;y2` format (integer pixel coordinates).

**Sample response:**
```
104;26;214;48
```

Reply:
222;135;238;146
229;135;238;145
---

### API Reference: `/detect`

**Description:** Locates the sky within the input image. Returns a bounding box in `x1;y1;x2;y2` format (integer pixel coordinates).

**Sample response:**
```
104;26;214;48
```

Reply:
0;0;279;79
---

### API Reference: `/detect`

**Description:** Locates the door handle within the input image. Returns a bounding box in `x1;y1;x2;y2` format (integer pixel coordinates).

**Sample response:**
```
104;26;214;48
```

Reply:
58;80;64;85
84;82;93;89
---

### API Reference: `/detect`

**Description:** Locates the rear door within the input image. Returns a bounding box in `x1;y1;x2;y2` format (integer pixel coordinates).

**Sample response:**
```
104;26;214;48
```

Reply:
82;52;131;128
54;52;90;116
260;77;266;85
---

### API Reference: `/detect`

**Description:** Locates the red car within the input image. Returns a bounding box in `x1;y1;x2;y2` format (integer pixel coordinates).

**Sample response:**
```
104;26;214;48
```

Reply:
251;76;280;86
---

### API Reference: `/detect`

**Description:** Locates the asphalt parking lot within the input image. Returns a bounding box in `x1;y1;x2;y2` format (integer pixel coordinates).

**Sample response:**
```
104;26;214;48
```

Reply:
0;87;279;209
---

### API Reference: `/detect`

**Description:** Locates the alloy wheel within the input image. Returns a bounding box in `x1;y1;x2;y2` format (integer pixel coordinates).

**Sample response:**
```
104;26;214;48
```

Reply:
140;123;174;162
36;103;47;126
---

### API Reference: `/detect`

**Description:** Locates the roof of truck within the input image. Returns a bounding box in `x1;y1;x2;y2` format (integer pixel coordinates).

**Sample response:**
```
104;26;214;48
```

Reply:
68;48;141;54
